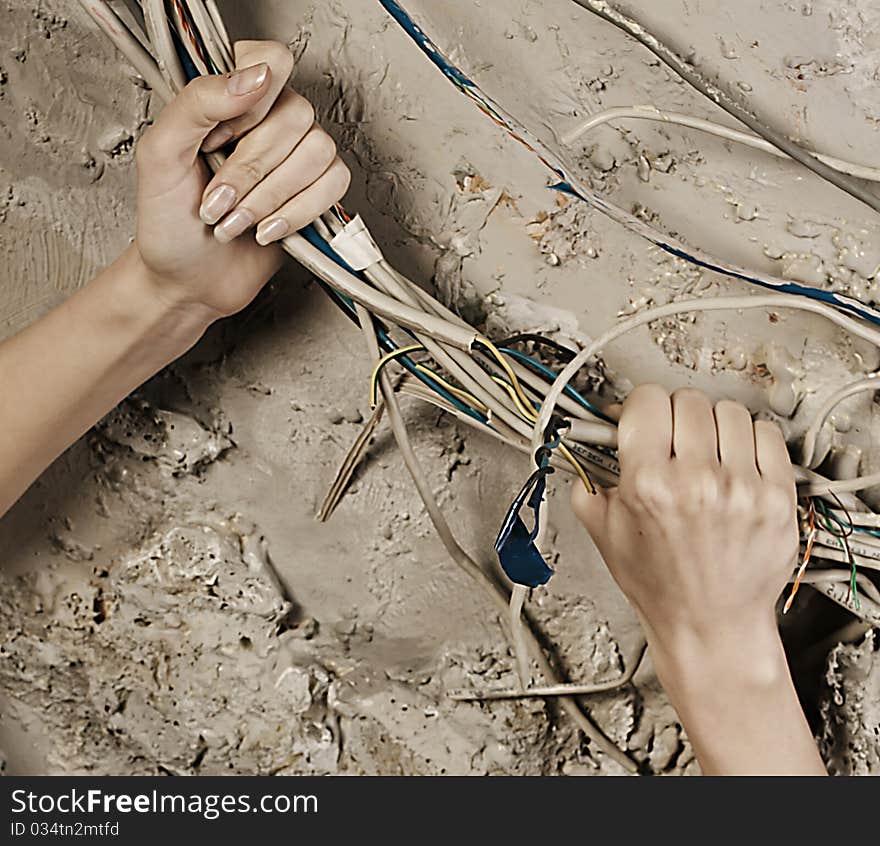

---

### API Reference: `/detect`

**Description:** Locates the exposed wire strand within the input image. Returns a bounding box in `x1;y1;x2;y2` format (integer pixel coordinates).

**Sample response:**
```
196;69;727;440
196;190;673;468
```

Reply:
784;499;816;614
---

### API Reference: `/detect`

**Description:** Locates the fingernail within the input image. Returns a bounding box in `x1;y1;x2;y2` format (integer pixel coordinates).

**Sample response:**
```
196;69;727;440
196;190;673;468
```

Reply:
255;218;290;246
202;123;235;152
214;207;255;243
199;184;237;224
227;63;268;96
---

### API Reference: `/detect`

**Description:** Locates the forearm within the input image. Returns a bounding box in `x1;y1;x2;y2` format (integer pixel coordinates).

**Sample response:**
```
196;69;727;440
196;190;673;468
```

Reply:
0;245;212;516
650;619;827;775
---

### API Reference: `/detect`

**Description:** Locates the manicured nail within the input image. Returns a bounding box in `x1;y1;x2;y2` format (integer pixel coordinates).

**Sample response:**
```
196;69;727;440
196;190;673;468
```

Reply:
202;123;235;152
214;207;255;243
227;63;268;96
255;218;290;246
199;184;236;224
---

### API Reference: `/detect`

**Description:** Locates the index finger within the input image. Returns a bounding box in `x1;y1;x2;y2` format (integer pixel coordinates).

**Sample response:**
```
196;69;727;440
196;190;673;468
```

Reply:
618;384;673;476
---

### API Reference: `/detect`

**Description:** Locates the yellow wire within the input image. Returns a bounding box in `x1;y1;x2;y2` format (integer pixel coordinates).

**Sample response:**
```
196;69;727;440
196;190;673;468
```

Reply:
369;345;425;407
371;341;595;492
558;443;596;494
491;376;536;422
415;365;488;412
369;346;488;414
477;336;533;411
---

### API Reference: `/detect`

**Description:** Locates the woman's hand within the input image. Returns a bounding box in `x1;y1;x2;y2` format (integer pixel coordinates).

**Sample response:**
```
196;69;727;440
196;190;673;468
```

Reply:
572;385;798;663
0;40;351;517
134;40;351;323
571;385;824;774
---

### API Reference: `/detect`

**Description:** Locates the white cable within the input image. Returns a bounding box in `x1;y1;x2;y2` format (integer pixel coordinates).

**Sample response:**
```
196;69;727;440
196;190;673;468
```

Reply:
562;105;880;183
801;471;880;496
283;233;478;350
77;0;173;101
532;294;880;459
826;508;880;528
800;567;880;606
801;375;880;468
142;0;188;93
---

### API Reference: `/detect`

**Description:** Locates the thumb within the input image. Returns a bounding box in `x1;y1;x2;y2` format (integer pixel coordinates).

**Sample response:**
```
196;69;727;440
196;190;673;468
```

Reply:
571;479;611;544
137;63;271;190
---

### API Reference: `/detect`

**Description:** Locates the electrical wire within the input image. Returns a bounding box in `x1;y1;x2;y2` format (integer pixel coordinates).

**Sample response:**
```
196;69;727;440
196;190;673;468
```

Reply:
77;1;173;100
567;0;880;214
531;294;880;459
142;0;187;92
476;337;535;414
801;375;880;468
562;105;880;183
378;0;880;327
500;347;613;423
81;0;880;760
449;638;648;701
357;302;637;772
784;499;815;614
369;344;426;408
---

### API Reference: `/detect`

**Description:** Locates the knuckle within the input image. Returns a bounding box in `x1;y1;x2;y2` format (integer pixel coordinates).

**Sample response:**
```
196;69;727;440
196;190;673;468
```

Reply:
236;158;266;186
266;40;294;75
627;383;668;406
184;76;212;114
306;128;337;167
760;483;795;521
755;419;782;441
290;96;316;133
682;469;721;512
724;475;757;513
629;466;670;511
715;398;748;420
672;387;711;411
258;185;291;218
330;159;352;197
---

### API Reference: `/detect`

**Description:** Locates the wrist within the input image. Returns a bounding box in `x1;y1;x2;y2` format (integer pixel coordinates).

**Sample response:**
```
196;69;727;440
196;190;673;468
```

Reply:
647;613;788;700
645;617;824;775
121;244;217;345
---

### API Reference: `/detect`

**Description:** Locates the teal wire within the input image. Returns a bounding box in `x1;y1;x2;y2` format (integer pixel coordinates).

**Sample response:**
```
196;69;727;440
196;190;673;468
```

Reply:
499;347;613;423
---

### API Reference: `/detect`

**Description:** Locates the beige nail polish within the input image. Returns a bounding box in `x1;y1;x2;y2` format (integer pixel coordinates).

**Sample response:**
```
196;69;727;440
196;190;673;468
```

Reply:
199;184;236;225
227;63;268;96
256;218;290;246
214;208;255;243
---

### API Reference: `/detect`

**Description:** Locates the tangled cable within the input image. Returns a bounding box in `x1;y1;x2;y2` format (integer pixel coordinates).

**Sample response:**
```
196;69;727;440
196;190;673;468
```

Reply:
78;0;880;774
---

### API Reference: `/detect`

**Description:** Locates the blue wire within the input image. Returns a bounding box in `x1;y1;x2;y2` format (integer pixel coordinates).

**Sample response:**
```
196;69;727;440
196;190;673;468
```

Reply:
303;226;608;428
300;225;488;423
378;0;880;329
177;34;509;429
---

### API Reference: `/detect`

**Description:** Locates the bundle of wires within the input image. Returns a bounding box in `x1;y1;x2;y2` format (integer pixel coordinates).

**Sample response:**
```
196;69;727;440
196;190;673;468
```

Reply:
78;0;880;774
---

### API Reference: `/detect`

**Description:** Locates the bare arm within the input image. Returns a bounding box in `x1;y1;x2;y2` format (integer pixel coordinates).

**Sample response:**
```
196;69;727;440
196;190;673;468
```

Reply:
0;247;208;513
572;385;826;775
0;41;349;517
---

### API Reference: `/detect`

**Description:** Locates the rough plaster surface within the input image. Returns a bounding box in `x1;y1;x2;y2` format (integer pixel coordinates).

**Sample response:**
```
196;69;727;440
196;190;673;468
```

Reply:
1;0;879;774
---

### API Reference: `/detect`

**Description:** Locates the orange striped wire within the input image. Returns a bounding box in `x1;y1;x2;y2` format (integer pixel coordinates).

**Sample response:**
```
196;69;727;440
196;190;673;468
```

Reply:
172;0;209;66
784;498;816;614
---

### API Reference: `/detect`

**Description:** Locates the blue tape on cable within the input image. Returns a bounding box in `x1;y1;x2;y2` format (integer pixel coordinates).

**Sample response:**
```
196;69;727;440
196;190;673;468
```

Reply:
494;470;554;588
